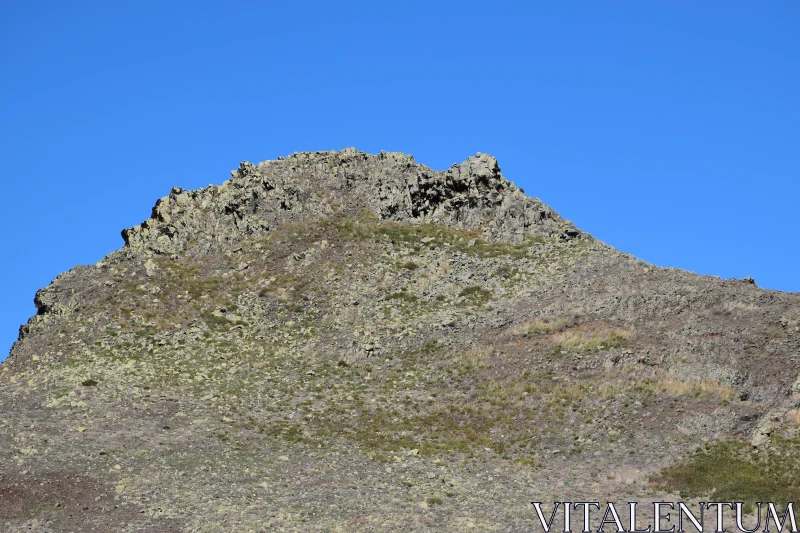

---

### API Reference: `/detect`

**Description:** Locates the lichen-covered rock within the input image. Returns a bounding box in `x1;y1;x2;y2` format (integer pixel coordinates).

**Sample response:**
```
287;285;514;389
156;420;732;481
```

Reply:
122;149;568;255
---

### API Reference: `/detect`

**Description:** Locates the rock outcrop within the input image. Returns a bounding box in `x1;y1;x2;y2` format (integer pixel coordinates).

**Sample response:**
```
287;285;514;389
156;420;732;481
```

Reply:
122;149;568;255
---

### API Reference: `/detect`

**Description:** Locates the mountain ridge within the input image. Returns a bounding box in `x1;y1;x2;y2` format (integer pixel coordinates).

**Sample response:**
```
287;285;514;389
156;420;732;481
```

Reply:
121;148;574;257
1;149;798;531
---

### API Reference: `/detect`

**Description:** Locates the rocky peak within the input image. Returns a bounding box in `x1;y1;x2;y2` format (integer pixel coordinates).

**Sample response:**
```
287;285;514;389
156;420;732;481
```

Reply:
3;146;800;531
121;148;570;256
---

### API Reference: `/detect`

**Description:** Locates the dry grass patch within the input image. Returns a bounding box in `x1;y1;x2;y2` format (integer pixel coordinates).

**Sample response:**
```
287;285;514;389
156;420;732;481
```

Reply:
510;318;570;337
722;301;760;314
459;348;493;371
480;379;528;404
551;327;630;354
659;376;736;402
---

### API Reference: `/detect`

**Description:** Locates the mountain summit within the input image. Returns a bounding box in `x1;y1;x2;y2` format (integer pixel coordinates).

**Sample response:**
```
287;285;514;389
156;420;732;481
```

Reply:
121;149;568;256
2;149;799;531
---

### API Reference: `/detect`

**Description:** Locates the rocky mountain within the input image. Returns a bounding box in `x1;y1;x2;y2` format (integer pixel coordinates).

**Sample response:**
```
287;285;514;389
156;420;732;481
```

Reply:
1;149;799;532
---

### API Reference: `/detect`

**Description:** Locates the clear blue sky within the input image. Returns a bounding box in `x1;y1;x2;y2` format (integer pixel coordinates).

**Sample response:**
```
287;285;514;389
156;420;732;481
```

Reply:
1;1;798;360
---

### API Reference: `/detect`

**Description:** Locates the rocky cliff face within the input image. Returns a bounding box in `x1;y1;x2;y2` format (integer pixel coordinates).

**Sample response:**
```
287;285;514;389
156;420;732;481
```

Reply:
1;149;798;532
121;149;568;256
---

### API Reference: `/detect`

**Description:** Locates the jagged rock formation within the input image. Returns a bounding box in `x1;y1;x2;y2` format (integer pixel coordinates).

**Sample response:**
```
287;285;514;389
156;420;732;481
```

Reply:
1;149;798;532
121;149;567;256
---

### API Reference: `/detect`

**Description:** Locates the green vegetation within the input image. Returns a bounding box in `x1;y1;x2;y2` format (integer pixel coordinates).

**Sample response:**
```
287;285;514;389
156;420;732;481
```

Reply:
385;290;419;303
655;437;800;511
458;285;492;304
333;214;549;260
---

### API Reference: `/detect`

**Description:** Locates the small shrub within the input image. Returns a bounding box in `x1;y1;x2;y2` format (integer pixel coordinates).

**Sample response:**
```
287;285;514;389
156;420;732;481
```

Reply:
458;286;492;304
386;291;418;303
459;286;484;297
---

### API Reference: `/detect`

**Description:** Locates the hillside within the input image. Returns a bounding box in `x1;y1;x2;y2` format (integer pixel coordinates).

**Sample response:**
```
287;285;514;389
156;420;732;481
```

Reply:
2;149;799;532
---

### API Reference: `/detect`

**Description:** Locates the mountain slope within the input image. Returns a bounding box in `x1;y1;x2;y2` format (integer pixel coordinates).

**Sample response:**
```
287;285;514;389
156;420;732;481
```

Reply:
2;149;799;532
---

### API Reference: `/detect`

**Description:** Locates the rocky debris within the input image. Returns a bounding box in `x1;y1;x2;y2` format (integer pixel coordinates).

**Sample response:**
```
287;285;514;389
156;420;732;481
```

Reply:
752;407;788;446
